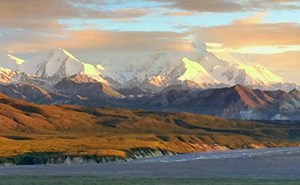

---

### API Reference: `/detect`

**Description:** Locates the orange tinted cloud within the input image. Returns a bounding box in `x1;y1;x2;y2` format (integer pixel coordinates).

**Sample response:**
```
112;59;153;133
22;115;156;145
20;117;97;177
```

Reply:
164;11;195;16
159;0;242;12
196;22;300;49
0;0;78;19
250;51;300;83
0;0;151;30
0;0;77;30
253;51;300;69
3;30;193;53
156;0;300;12
233;13;268;25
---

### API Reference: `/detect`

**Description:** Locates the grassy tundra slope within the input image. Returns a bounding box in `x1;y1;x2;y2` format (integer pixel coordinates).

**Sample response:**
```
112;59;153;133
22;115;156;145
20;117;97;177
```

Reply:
0;93;300;164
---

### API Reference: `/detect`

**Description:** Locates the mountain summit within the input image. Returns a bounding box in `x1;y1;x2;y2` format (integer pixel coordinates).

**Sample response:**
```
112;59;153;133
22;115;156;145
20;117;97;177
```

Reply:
200;51;287;90
168;57;219;88
19;48;108;85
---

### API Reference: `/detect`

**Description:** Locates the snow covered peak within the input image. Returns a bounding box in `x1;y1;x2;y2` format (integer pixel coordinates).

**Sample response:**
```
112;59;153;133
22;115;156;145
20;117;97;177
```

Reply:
19;48;108;85
0;53;24;70
11;47;296;92
101;52;184;84
20;48;81;78
198;50;288;90
99;47;292;91
56;48;79;61
168;57;219;88
236;63;284;84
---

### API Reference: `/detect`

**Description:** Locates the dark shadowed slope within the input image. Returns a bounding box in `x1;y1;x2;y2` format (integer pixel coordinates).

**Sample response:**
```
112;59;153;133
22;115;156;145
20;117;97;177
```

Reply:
146;85;300;120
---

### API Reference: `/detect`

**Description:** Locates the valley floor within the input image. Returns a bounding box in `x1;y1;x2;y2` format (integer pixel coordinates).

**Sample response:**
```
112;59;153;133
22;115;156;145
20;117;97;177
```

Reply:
1;147;300;185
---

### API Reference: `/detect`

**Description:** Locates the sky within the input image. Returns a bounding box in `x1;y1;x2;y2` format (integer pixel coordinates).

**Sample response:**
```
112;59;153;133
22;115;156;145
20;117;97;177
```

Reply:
0;0;299;82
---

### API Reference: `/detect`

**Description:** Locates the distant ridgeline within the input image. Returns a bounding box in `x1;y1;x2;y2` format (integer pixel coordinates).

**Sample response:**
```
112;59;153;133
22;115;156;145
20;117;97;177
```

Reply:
0;47;299;120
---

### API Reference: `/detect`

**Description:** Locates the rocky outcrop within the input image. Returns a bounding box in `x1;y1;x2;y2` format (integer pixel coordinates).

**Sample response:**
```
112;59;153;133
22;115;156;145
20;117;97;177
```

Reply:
0;148;176;165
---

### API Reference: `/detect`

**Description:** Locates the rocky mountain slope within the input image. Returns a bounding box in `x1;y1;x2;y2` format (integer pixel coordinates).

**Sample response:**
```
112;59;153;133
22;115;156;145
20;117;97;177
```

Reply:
145;85;300;120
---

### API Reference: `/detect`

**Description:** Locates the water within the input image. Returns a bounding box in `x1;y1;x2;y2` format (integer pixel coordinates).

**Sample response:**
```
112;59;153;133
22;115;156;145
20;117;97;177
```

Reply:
136;147;300;163
1;147;300;178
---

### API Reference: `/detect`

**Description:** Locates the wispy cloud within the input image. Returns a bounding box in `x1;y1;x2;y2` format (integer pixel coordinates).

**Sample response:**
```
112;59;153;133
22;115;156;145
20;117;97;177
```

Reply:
1;29;192;53
193;22;300;49
164;11;195;17
152;0;300;12
158;0;242;12
0;0;152;31
233;13;268;25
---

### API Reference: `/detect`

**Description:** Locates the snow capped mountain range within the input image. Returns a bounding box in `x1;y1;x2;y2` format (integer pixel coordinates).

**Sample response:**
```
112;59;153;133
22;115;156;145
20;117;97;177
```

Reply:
99;44;297;91
0;46;299;120
0;45;298;93
199;51;287;89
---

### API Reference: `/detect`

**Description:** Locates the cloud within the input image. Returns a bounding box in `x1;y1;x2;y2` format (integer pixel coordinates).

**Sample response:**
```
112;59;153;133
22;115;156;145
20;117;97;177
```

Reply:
253;51;300;69
156;0;243;12
1;29;193;53
164;11;195;17
0;0;151;30
249;51;300;83
152;0;300;12
246;0;300;10
0;0;78;29
233;13;268;25
87;8;150;19
0;0;78;20
85;8;152;22
194;22;300;49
